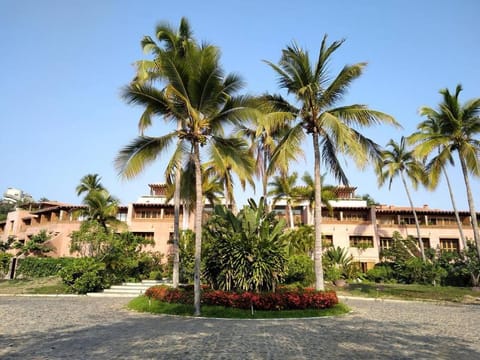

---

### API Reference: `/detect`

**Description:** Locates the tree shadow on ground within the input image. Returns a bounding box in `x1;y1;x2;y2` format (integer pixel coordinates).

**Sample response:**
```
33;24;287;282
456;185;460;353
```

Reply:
1;303;479;359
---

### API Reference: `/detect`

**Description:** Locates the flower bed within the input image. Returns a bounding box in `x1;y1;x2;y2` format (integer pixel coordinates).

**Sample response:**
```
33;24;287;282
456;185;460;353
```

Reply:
145;285;338;310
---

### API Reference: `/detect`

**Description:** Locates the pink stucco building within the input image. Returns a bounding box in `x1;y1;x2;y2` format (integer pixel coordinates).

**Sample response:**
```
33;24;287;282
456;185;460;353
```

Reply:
1;184;478;271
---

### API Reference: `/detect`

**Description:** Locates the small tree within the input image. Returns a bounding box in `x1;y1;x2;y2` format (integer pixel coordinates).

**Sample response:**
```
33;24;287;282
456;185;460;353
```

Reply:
13;230;54;257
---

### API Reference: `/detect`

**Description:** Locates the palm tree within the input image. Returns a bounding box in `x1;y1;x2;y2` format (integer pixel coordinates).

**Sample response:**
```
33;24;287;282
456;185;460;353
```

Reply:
295;172;336;225
265;36;398;290
80;190;120;231
124;18;195;288
205;136;255;213
117;43;254;315
76;174;105;197
415;85;480;258
268;171;299;229
236;99;300;200
408;116;467;250
376;137;427;260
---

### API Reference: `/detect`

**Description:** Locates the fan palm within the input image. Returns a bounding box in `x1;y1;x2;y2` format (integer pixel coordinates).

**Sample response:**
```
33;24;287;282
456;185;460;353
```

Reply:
376;137;427;260
414;85;480;257
265;36;398;290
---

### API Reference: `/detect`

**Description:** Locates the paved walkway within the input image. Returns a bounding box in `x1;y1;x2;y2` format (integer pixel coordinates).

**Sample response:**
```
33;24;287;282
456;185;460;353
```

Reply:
0;296;479;359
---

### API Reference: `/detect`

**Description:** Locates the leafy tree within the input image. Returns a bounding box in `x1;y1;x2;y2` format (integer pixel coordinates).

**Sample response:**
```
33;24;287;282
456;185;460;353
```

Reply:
295;172;335;224
414;85;480;258
0;201;15;221
376;137;427;260
265;35;398;290
203;198;287;292
282;225;314;257
13;230;54;257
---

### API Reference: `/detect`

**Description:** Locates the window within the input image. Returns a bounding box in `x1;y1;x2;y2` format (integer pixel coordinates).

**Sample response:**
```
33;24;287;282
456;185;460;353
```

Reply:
414;237;430;249
349;235;374;248
133;232;154;242
400;217;420;225
116;212;127;222
380;237;394;250
440;238;459;253
322;234;333;248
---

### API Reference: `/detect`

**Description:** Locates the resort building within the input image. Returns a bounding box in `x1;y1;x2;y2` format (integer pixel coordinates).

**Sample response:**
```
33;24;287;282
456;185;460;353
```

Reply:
0;184;477;272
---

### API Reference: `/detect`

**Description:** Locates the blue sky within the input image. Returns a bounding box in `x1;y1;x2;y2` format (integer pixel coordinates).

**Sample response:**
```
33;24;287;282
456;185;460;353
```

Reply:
1;0;479;210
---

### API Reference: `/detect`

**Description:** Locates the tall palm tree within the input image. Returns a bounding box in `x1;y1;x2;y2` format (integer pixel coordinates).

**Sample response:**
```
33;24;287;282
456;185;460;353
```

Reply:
268;171;299;229
80;190;120;231
126;18;195;288
265;36;398;290
76;174;105;197
376;137;427;260
415;85;480;258
117;43;254;315
408;117;467;250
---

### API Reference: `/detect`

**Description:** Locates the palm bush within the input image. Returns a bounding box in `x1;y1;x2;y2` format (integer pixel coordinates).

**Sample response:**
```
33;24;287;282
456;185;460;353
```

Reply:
203;198;287;292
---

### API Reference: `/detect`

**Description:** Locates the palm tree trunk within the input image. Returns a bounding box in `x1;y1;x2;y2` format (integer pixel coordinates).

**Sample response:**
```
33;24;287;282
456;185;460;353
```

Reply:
172;162;181;288
442;166;467;250
400;172;426;261
312;132;325;291
459;156;480;260
193;143;203;316
287;202;294;229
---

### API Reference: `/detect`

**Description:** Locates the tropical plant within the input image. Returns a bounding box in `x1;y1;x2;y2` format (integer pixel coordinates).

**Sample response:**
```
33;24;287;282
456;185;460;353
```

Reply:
376;137;427;260
236;98;299;200
282;225;314;257
203;198;287;292
295;172;336;224
75;173;105;197
265;35;398;290
414;85;480;258
409;115;467;249
116;39;255;315
268;171;300;228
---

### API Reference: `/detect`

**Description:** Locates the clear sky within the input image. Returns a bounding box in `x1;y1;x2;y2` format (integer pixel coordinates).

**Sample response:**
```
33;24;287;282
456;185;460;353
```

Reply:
1;0;479;210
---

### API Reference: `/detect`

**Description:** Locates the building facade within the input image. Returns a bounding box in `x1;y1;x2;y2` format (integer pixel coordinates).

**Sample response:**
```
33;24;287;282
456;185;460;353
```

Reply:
1;185;477;271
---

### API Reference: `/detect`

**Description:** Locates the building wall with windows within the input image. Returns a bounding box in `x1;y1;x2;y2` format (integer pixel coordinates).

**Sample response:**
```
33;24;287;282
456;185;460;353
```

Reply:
1;185;477;271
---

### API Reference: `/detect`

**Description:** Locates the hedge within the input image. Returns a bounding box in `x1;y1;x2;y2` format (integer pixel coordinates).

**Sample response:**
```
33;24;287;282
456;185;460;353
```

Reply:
16;257;76;278
145;285;338;310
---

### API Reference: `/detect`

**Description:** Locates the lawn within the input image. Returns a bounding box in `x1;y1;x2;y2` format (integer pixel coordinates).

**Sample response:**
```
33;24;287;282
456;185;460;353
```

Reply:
128;295;351;318
0;276;69;295
334;282;480;304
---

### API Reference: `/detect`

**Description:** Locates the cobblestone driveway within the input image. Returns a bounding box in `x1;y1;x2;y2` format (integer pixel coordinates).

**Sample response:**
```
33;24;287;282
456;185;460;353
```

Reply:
1;296;479;359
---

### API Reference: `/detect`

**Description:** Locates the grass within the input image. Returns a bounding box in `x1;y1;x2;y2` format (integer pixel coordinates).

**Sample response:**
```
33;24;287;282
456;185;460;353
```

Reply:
0;276;69;295
128;295;351;318
334;282;480;304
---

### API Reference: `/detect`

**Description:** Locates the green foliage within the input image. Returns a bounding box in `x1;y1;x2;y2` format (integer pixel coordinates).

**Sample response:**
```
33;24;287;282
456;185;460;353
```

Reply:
282;225;314;257
203;198;287;292
15;257;76;278
0;201;15;221
66;220;162;293
285;254;315;286
13;230;54;257
323;246;359;280
0;252;13;276
366;264;396;283
0;236;15;252
59;257;107;294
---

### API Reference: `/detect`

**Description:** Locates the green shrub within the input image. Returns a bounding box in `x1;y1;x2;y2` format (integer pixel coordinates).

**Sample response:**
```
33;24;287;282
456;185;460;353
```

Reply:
366;264;395;283
15;257;76;278
285;255;315;286
58;258;107;294
0;253;12;276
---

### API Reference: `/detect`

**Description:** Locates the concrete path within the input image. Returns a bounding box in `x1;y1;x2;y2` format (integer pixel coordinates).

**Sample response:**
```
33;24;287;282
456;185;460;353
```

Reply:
0;296;479;359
